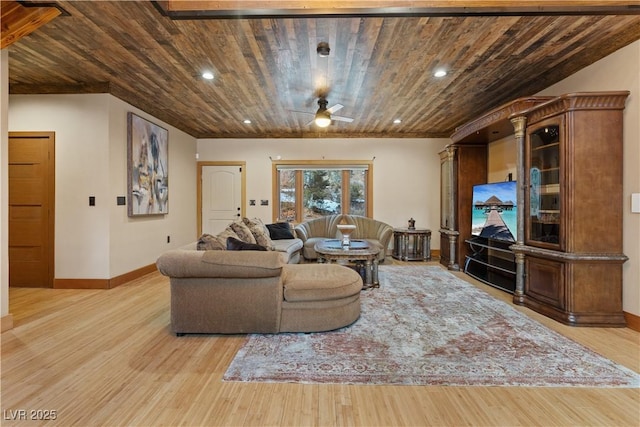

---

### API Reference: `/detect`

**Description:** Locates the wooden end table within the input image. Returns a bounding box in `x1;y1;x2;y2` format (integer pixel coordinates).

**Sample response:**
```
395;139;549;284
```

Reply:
392;228;432;261
314;239;381;289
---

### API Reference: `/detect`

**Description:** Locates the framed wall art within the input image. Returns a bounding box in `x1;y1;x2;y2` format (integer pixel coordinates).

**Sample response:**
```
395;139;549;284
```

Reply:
127;112;169;216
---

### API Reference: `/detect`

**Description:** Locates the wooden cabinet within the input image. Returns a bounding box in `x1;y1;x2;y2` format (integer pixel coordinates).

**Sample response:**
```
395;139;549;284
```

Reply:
442;96;549;275
512;92;629;327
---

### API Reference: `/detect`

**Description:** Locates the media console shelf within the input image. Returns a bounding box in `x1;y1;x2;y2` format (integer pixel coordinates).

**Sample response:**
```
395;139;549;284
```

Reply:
464;237;516;293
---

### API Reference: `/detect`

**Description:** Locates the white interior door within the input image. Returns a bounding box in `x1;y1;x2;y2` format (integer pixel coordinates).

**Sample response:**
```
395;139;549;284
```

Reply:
201;165;242;235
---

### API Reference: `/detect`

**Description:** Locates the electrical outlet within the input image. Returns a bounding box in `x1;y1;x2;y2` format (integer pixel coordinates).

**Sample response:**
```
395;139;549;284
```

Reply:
260;199;269;206
167;235;170;243
89;196;95;206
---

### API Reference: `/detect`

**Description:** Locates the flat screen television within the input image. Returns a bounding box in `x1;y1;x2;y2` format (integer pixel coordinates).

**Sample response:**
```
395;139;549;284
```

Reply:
471;181;518;242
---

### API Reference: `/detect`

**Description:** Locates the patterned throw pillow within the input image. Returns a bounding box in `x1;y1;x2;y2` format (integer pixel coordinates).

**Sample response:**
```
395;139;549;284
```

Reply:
197;233;226;251
217;226;240;243
243;217;274;249
230;220;257;244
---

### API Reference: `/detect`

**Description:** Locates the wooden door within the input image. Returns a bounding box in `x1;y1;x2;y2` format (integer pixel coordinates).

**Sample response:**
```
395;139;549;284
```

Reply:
198;163;244;236
8;132;55;288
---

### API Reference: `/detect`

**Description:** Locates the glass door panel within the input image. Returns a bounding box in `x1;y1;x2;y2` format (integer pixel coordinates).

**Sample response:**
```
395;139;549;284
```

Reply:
528;124;561;247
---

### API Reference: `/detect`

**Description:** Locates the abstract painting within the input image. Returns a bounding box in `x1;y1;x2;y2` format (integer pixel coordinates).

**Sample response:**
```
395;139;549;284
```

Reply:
127;112;168;216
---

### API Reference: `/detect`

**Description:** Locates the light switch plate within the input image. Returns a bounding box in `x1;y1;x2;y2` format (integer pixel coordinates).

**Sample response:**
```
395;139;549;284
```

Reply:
632;193;640;213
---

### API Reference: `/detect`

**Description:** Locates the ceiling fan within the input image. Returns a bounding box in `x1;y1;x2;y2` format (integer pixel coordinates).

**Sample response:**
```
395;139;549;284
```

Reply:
295;98;354;128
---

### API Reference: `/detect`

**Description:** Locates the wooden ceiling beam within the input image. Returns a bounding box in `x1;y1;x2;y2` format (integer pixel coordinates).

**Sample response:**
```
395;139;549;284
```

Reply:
1;1;61;49
160;0;640;17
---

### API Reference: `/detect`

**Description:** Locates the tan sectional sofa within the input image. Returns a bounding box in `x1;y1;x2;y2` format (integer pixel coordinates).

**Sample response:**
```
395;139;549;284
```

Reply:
156;249;363;335
294;214;393;262
196;217;303;264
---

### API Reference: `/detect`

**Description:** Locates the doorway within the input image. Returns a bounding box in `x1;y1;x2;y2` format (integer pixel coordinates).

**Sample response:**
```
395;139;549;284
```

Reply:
197;162;245;236
8;132;55;288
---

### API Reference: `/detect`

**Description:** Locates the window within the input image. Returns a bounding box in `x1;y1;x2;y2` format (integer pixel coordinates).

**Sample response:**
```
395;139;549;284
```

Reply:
273;161;373;222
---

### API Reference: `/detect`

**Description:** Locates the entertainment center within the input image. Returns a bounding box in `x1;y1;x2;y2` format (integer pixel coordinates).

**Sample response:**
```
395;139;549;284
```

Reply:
440;91;629;327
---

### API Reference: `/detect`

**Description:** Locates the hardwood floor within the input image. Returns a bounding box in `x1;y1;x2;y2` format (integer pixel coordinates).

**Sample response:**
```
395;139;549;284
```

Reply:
2;260;639;426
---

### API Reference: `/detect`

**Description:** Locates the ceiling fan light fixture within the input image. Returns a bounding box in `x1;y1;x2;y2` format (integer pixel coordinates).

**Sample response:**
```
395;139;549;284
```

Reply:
315;112;331;127
316;42;330;57
202;71;214;80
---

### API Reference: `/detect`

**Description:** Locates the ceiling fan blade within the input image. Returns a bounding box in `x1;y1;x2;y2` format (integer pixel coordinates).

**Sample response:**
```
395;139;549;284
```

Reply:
332;115;354;123
327;103;344;114
290;109;314;116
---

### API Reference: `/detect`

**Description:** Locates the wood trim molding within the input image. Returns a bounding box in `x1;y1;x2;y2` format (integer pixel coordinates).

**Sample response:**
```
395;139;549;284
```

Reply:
1;314;14;333
108;264;158;289
54;264;157;290
54;278;110;290
158;1;640;18
624;311;640;333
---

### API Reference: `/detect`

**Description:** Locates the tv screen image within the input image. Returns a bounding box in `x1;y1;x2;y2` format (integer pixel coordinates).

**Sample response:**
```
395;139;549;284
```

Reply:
471;181;518;242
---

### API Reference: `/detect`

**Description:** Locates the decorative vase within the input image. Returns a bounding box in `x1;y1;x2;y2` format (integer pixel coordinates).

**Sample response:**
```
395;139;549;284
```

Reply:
337;224;356;248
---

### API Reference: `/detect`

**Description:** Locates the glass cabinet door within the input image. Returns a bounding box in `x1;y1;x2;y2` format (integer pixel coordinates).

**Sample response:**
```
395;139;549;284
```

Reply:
528;123;561;247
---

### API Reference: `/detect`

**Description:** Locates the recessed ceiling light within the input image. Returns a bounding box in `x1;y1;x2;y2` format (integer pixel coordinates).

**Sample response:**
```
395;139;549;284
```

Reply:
202;71;214;80
393;118;402;124
243;119;252;124
434;69;447;78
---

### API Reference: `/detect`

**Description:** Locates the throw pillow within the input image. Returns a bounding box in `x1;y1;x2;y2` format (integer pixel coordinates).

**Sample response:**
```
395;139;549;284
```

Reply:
242;217;274;249
197;233;226;251
266;222;295;240
217;226;240;242
230;220;257;244
226;236;267;251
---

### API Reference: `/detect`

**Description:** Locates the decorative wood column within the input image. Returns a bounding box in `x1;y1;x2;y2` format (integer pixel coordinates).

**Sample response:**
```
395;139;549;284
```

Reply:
510;115;527;303
439;145;460;270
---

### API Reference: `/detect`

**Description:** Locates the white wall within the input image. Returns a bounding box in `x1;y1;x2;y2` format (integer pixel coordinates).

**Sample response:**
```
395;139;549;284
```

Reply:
537;40;640;317
107;97;198;276
8;94;197;280
196;138;449;241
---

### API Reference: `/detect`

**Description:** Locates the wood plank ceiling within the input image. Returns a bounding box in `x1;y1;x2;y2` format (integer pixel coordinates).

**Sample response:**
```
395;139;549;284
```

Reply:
5;1;640;138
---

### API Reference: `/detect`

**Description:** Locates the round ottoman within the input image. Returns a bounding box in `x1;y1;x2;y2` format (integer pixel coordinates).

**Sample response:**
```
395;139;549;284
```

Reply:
279;263;363;332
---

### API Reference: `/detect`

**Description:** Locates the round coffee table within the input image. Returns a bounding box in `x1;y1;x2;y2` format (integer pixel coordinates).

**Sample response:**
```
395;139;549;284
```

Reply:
314;239;381;289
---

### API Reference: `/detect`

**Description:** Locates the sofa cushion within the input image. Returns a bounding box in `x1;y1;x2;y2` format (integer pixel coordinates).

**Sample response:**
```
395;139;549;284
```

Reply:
226;236;268;251
156;250;285;278
197;233;226;251
267;222;295;240
218;226;240;242
230;220;257;244
282;264;362;302
243;217;274;249
201;250;284;277
271;238;303;255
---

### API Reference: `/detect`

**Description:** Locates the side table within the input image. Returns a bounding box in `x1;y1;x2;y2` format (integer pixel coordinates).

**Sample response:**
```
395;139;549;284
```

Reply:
392;228;432;261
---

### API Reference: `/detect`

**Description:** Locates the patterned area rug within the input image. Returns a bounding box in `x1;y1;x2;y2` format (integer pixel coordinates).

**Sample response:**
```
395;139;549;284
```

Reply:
223;265;640;387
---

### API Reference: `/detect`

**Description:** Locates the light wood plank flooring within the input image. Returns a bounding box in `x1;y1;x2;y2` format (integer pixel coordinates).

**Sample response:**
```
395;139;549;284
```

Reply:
2;260;639;426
